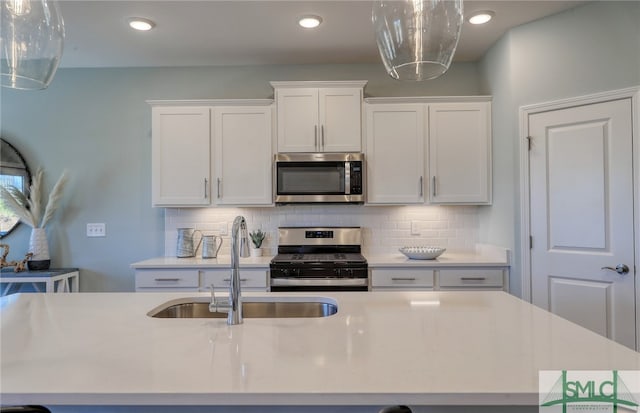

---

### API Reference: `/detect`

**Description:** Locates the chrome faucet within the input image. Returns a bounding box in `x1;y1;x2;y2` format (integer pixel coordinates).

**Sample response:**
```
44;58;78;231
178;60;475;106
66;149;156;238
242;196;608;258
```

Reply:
209;215;250;325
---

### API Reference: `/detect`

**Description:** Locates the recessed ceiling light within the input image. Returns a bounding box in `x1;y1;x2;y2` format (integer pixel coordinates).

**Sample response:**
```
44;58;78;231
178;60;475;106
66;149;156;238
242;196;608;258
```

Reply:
128;17;156;31
468;11;494;25
298;15;322;29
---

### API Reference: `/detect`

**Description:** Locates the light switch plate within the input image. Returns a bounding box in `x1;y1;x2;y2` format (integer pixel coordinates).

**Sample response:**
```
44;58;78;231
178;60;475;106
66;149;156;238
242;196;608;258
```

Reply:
87;223;106;237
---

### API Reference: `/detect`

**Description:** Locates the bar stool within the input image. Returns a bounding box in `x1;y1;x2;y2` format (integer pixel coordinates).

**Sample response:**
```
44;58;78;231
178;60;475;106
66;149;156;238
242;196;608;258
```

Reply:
0;407;51;413
379;406;412;413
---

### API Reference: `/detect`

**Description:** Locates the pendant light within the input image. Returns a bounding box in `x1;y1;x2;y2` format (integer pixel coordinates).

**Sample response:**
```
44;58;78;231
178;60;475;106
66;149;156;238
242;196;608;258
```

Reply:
1;0;65;90
372;0;463;81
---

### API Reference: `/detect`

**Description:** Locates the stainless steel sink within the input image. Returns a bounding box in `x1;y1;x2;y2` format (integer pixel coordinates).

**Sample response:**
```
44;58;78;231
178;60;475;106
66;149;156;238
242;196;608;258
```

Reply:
148;297;338;319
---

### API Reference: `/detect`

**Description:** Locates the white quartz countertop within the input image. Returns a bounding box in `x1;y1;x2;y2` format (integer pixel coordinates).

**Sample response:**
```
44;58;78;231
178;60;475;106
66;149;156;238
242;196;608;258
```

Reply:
131;256;274;268
1;291;637;406
132;244;509;269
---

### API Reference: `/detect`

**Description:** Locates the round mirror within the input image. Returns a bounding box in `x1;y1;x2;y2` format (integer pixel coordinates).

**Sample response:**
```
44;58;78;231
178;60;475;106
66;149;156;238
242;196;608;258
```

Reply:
0;139;31;238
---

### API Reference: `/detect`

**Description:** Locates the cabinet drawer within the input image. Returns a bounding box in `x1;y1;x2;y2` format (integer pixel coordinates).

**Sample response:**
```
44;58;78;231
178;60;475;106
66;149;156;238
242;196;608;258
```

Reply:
438;269;504;289
201;269;268;290
371;269;434;289
136;270;199;289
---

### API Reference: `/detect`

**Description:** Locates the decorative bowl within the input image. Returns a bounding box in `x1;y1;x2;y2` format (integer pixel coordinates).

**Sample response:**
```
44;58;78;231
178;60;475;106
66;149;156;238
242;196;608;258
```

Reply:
399;246;446;260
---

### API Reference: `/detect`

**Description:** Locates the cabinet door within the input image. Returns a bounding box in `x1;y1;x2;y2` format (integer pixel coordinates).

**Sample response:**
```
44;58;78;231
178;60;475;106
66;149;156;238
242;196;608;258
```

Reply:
213;106;273;205
365;104;425;204
201;269;268;291
371;268;434;290
276;88;319;152
152;106;211;206
319;88;362;152
135;269;200;291
428;102;492;204
437;269;505;290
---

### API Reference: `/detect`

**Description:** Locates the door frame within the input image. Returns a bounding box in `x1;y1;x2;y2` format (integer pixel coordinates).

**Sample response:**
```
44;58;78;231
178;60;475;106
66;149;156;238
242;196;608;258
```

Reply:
518;86;640;347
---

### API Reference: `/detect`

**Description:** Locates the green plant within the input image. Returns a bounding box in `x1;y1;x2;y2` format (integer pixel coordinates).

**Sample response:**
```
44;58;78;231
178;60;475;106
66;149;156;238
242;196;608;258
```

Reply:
249;229;266;248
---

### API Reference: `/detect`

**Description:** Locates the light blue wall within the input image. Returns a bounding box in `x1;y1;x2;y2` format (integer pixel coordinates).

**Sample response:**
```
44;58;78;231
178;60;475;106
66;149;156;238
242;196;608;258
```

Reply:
0;63;480;291
478;1;640;297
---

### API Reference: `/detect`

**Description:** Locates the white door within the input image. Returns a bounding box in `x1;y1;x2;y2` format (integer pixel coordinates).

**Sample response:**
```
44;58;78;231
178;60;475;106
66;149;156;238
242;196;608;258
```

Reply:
151;106;211;206
319;88;362;152
428;102;492;204
275;88;318;152
213;106;273;205
529;98;635;349
365;103;425;204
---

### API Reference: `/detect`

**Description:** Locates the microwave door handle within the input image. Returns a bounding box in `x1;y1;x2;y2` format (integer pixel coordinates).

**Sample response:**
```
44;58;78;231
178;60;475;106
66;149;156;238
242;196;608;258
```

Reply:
345;161;351;195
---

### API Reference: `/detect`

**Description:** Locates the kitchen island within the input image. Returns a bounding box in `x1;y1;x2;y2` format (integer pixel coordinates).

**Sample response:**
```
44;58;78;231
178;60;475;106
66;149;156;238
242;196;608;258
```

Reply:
1;290;638;412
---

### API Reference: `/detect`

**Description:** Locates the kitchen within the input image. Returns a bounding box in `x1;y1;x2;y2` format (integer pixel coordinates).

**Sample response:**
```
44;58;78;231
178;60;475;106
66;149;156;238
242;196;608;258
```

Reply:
1;1;640;411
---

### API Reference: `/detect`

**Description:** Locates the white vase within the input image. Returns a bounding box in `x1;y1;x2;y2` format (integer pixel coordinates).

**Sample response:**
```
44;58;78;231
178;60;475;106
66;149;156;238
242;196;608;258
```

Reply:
28;227;51;270
250;248;262;257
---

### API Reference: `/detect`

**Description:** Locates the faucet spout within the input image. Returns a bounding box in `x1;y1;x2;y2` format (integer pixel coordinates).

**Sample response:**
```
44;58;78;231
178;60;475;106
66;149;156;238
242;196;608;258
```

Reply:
228;215;250;325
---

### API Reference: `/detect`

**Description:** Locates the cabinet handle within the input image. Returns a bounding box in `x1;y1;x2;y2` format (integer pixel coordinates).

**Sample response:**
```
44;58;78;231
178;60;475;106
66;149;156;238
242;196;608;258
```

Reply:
204;178;208;198
314;125;318;151
460;277;486;281
223;278;248;283
432;176;437;197
155;278;180;282
391;277;417;281
419;176;423;197
217;178;221;199
321;125;325;150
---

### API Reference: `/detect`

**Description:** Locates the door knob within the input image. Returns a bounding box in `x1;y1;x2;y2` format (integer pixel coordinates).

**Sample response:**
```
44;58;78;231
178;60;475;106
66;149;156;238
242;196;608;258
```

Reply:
601;264;630;275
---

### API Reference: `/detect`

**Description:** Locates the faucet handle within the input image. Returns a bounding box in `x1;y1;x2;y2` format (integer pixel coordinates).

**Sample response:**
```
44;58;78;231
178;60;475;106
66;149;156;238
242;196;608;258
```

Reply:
209;283;218;312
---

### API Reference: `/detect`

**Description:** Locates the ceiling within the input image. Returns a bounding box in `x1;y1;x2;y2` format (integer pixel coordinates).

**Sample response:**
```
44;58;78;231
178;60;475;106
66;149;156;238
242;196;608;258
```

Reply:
58;0;585;69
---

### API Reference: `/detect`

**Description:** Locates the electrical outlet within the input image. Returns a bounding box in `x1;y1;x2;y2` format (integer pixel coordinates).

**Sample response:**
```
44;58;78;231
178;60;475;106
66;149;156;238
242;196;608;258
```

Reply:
411;221;421;236
218;222;228;236
87;223;106;237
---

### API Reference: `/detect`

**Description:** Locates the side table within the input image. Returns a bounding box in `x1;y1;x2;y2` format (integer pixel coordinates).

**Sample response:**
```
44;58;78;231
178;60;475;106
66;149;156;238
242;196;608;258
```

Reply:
0;268;79;296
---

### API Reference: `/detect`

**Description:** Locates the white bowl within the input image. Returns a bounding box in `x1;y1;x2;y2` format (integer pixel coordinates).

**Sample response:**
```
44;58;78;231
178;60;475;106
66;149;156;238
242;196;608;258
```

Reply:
399;246;446;260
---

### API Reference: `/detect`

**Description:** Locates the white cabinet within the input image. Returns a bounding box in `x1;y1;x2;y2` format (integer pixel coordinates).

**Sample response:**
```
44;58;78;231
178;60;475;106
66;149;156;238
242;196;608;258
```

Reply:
371;268;434;290
135;269;200;291
271;81;366;153
135;268;269;292
428;102;492;204
213;106;273;205
148;100;274;207
365;103;425;204
201;269;268;292
370;267;508;291
364;97;492;205
437;268;506;290
151;106;211;206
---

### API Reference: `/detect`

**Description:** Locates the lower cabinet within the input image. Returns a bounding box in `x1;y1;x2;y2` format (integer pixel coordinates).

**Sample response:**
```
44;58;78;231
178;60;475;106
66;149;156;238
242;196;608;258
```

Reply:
371;267;508;291
135;268;269;292
201;269;269;292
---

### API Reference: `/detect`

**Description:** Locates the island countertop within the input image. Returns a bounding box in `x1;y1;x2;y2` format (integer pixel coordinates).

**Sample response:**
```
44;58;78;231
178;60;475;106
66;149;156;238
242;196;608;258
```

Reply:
1;291;638;407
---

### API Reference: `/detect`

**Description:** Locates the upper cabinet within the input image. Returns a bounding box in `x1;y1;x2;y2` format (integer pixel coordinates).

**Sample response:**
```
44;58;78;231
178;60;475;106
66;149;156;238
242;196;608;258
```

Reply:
213;105;273;205
271;81;366;153
151;106;211;206
148;100;274;208
364;97;492;206
428;102;492;204
365;103;425;204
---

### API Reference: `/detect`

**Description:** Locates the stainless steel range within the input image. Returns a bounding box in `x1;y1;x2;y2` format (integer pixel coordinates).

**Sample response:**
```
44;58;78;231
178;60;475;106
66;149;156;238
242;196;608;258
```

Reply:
269;227;368;291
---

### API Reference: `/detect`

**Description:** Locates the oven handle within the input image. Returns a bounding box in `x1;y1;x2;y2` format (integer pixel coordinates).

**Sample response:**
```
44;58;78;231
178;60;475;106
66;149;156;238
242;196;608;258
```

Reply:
270;278;368;287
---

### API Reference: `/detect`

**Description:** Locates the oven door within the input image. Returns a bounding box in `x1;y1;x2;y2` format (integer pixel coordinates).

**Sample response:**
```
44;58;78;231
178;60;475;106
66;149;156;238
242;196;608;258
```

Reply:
270;266;369;292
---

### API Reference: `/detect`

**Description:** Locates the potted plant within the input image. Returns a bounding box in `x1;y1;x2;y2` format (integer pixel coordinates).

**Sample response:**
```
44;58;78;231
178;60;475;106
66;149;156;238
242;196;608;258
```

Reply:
0;168;69;270
249;229;266;257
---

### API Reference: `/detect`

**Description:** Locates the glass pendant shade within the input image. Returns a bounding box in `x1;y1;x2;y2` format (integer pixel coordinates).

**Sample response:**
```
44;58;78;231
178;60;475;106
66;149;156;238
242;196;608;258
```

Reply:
372;0;463;81
1;0;65;90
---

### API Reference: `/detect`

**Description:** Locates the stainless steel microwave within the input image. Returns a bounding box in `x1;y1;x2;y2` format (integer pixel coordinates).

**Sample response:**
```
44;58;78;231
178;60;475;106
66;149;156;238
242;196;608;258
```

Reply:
274;153;364;204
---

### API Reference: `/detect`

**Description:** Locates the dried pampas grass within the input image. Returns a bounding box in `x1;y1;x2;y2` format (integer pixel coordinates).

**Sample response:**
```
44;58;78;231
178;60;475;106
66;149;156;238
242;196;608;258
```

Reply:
0;168;69;228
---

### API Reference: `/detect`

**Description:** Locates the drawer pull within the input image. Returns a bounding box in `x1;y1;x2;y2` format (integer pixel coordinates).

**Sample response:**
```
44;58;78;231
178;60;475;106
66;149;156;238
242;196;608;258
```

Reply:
460;277;487;281
154;278;180;282
223;278;248;282
391;277;417;281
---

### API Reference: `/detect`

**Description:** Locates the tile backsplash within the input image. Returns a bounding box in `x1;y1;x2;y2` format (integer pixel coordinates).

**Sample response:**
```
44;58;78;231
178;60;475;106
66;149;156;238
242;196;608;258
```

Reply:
164;205;479;257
